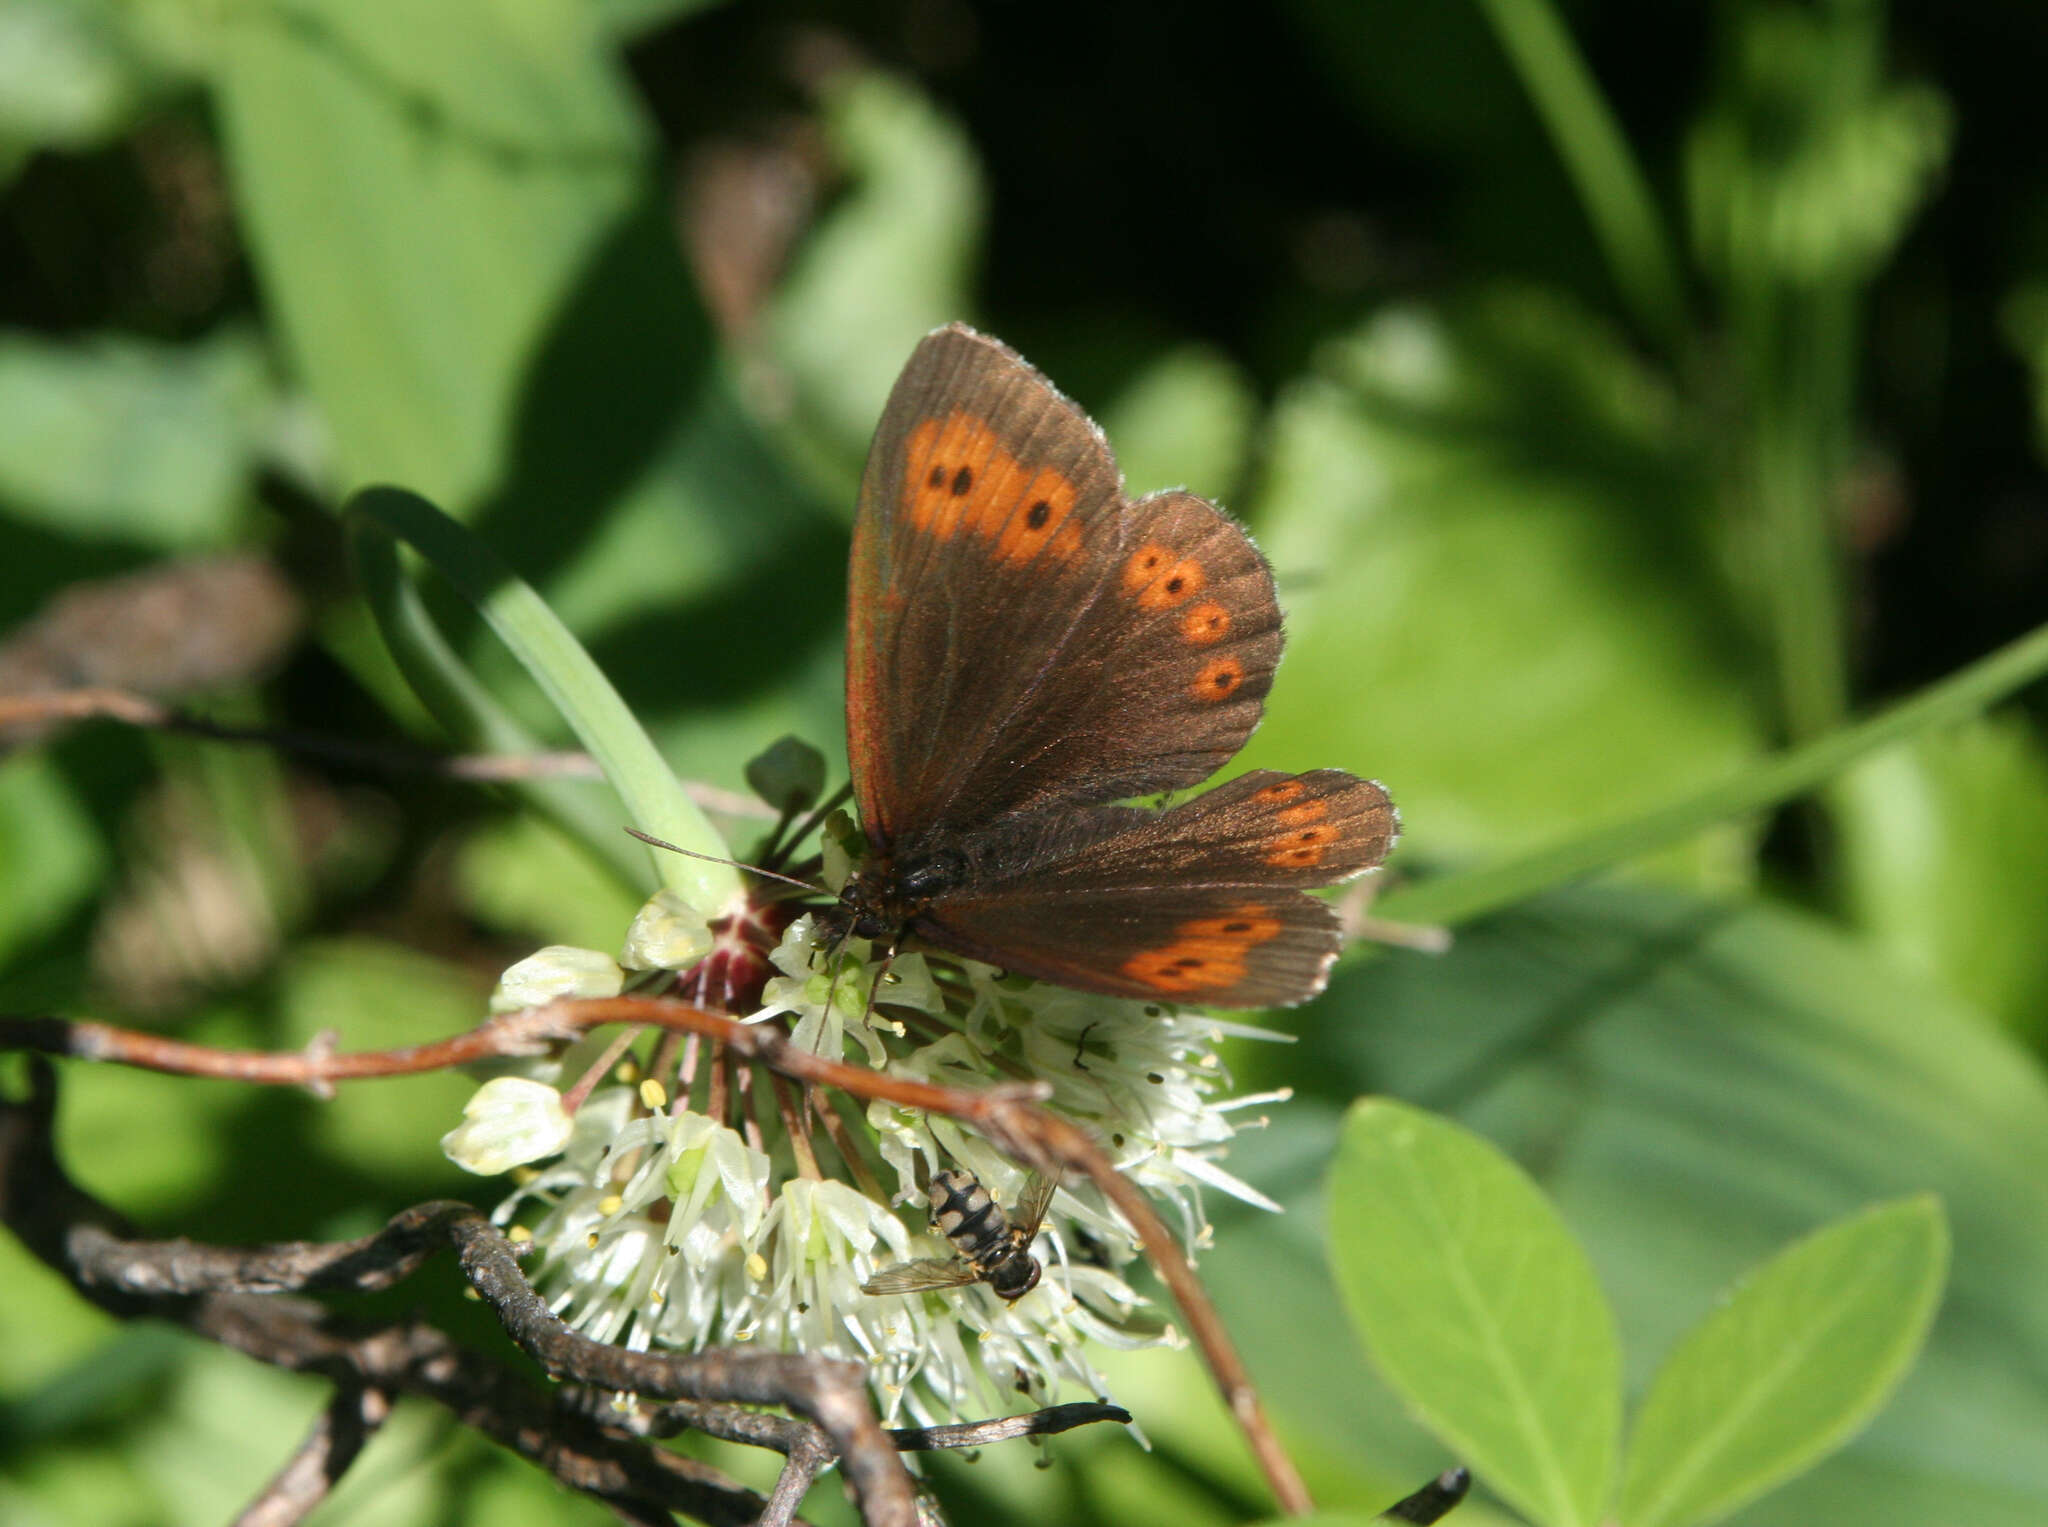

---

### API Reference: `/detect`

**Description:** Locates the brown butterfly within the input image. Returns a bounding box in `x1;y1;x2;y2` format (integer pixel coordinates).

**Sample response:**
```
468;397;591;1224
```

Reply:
823;324;1395;1008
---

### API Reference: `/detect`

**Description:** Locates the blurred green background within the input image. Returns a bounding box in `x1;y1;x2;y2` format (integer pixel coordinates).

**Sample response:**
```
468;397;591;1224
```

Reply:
3;0;2047;1523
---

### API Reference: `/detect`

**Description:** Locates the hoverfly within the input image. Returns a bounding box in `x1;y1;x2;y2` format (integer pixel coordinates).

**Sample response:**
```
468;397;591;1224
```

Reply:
861;1168;1058;1301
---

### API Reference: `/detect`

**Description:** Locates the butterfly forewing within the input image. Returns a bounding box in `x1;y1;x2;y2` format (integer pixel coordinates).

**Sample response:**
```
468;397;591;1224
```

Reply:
847;328;1284;849
848;326;1124;849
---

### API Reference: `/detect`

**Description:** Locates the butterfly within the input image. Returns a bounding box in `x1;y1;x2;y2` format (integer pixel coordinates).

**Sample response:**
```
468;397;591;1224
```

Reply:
823;324;1395;1008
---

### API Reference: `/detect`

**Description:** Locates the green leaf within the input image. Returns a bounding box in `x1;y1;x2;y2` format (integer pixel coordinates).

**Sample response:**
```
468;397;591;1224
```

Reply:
1329;1099;1621;1527
210;0;644;512
1274;884;2048;1525
1472;0;1684;345
1245;295;1763;886
1101;344;1260;507
1619;1197;1948;1527
0;328;268;548
1830;718;2048;1043
744;734;825;816
0;0;175;170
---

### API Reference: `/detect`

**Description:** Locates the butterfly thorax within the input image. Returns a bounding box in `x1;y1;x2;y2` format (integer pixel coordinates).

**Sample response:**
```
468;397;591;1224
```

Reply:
832;845;971;942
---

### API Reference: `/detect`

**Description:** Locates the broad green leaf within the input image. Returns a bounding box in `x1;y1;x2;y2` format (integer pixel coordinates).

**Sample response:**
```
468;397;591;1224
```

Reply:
1620;1196;1948;1527
0;328;268;548
0;0;174;172
1244;295;1762;884
1269;884;2048;1525
1112;1105;1478;1516
1377;616;2048;930
210;0;644;512
1329;1099;1621;1527
1830;717;2048;1043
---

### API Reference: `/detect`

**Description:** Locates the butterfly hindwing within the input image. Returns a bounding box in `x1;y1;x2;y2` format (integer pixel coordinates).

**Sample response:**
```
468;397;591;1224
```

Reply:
922;880;1344;1008
1069;769;1396;888
847;326;1284;852
902;769;1393;1007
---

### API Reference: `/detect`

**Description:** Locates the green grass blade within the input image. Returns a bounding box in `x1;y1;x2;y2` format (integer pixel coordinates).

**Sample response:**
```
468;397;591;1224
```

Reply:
346;485;742;914
348;519;645;889
1619;1197;1949;1527
1379;616;2048;927
1329;1099;1622;1527
1475;0;1687;346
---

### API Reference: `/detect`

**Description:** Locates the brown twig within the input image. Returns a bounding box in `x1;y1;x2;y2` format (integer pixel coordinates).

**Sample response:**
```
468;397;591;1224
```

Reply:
230;1382;392;1527
3;999;1313;1513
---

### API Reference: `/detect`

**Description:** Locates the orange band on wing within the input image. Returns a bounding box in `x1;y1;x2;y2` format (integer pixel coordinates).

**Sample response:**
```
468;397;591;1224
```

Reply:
903;412;1081;566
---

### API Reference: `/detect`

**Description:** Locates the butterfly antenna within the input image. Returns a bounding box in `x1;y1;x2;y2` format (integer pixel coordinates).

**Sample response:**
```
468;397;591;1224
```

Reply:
625;828;822;893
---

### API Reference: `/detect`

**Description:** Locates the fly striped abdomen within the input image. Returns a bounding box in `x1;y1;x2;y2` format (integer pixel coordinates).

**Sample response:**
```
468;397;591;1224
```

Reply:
930;1170;1009;1262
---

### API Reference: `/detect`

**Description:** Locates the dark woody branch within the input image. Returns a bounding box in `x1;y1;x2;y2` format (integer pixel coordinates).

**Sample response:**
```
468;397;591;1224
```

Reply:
0;1061;880;1527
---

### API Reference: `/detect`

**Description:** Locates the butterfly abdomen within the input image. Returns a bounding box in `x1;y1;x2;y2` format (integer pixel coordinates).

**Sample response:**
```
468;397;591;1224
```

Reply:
929;1169;1009;1263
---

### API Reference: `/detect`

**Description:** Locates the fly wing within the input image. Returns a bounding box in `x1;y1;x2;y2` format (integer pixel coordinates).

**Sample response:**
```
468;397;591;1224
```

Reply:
860;1256;982;1296
1011;1170;1061;1242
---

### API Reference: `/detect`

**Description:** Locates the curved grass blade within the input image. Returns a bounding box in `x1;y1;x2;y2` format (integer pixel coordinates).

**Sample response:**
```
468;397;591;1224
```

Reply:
1380;616;2048;929
347;485;742;914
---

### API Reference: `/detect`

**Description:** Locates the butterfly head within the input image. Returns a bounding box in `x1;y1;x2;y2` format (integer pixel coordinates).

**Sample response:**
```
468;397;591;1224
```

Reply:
825;843;971;946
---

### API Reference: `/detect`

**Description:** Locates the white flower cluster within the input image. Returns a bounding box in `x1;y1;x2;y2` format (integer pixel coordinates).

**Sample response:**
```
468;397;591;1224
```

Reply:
444;898;1287;1426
